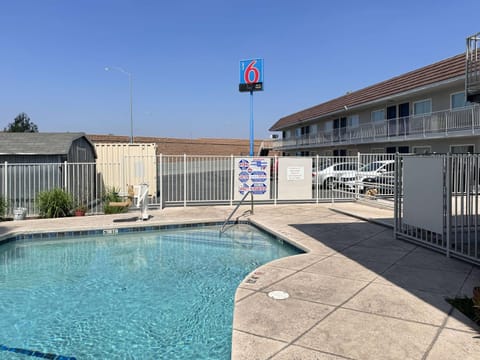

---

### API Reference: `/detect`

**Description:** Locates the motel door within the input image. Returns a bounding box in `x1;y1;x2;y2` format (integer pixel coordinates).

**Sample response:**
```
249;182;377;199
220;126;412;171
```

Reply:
399;102;410;135
387;105;396;136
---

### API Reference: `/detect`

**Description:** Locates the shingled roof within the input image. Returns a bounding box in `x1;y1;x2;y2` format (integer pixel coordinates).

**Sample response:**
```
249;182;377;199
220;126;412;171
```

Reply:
270;53;466;131
0;132;92;155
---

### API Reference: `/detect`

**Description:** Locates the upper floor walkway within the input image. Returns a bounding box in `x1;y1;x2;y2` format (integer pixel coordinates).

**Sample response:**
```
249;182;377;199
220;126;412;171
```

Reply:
273;105;480;150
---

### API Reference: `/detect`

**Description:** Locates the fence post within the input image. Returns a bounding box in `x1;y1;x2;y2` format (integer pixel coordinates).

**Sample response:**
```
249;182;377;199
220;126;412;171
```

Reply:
159;153;163;209
3;161;7;214
64;161;68;191
183;154;187;207
394;154;399;236
274;155;278;206
230;155;234;207
316;155;319;204
356;152;361;200
446;154;451;258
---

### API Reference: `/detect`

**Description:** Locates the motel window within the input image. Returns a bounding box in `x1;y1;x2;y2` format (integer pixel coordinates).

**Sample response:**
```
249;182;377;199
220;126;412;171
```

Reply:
413;146;431;154
451;92;472;109
347;115;359;128
296;126;310;137
371;109;385;123
324;120;333;132
282;130;291;139
413;99;432;116
450;144;474;154
295;151;310;156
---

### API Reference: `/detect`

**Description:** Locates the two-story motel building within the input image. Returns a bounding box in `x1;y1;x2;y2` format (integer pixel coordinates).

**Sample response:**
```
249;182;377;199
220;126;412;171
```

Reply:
270;52;480;156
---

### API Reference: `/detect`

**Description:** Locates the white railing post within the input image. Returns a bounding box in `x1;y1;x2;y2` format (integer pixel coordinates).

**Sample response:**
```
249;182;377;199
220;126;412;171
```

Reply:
183;154;187;207
446;154;451;258
315;155;319;204
274;154;278;206
445;114;448;136
472;107;475;134
159;153;163;208
394;154;399;236
230;155;234;206
356;152;361;200
64;161;68;191
3;161;7;214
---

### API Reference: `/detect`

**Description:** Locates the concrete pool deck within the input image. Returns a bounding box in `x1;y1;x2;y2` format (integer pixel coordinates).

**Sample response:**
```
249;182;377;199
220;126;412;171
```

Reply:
0;203;479;360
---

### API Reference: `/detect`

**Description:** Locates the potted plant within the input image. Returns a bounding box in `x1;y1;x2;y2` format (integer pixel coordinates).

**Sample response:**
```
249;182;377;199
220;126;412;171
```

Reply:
74;204;87;216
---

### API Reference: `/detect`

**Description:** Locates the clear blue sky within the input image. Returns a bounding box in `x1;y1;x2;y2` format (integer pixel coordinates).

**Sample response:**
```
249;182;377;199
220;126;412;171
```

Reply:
0;0;478;140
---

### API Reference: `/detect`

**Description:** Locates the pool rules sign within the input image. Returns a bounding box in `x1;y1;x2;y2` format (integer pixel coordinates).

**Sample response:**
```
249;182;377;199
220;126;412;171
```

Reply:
234;157;270;200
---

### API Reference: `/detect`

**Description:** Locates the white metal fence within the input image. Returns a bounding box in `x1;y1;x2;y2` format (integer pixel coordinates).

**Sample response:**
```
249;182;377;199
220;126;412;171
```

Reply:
0;154;399;217
395;154;480;265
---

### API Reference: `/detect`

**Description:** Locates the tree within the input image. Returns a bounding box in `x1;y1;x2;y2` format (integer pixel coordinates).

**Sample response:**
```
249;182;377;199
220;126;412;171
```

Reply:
4;112;38;132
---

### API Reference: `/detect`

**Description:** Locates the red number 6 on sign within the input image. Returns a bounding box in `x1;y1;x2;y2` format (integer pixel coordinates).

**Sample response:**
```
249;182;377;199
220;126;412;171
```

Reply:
244;60;259;84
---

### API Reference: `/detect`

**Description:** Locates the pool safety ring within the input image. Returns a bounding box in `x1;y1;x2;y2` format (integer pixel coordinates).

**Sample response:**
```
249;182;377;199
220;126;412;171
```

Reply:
268;290;289;300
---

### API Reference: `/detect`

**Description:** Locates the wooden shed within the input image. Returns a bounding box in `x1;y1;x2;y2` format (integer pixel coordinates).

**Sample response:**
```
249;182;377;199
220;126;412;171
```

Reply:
0;133;97;213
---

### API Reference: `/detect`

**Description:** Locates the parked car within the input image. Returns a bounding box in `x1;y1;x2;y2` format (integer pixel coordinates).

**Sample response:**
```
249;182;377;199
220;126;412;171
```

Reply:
362;170;396;195
337;160;395;192
312;161;361;188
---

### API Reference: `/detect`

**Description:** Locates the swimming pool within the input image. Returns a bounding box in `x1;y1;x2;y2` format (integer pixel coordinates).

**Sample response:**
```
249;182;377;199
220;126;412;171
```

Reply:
0;223;301;359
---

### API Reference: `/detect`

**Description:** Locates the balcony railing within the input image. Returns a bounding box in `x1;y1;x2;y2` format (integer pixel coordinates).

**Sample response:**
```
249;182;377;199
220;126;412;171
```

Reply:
273;105;480;150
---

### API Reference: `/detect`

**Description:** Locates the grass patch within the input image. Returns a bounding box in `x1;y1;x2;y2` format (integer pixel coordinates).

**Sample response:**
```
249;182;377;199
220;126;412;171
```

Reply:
446;297;479;326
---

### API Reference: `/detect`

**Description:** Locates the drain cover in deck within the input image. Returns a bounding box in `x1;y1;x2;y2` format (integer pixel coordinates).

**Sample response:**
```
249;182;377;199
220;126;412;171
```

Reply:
268;291;289;300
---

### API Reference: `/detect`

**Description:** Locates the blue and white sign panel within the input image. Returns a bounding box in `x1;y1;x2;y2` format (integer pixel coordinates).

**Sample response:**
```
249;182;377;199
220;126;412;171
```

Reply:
239;58;264;92
234;157;270;200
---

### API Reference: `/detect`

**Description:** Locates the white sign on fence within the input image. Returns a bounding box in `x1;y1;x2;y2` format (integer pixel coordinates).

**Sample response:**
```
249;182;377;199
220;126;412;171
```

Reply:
278;158;312;200
403;157;443;234
287;166;304;181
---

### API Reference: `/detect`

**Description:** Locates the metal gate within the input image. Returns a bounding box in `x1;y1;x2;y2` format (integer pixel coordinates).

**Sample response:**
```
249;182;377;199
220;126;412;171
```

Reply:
395;154;480;265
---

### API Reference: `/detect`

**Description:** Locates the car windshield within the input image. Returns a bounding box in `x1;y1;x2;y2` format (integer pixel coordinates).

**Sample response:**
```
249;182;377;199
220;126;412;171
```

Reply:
360;162;386;172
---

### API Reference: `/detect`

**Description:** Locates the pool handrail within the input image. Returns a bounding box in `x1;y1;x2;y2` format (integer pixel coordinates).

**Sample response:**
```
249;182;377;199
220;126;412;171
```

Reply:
220;191;254;234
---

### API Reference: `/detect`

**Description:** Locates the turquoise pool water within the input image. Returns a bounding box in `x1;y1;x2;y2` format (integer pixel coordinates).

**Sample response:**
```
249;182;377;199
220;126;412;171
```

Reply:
0;224;301;359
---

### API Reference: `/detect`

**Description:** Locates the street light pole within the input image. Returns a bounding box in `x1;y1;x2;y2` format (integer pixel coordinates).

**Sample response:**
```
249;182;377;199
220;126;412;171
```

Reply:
105;66;134;143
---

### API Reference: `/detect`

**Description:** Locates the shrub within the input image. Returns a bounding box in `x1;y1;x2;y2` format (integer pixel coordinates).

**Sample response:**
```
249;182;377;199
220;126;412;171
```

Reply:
103;204;129;214
103;187;122;203
0;196;6;219
37;188;73;218
103;187;128;214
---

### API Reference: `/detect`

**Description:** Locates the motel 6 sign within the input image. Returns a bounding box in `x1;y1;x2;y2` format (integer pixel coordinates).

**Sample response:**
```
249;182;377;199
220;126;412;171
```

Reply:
239;59;264;92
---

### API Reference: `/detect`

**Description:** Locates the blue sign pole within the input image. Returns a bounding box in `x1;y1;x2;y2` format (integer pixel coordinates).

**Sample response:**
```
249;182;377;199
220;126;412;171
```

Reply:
239;59;263;157
250;90;254;156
